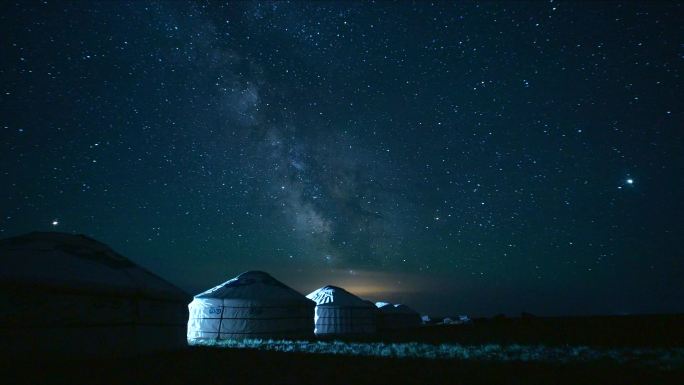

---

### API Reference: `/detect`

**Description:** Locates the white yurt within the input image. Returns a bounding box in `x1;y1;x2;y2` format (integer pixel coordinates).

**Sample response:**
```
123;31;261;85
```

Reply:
187;271;314;341
375;302;422;330
0;232;189;357
306;285;377;336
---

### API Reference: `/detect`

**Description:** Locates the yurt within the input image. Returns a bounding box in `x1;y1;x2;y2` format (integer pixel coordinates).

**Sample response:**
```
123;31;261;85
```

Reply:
375;302;422;330
187;271;314;341
306;285;377;336
0;232;189;357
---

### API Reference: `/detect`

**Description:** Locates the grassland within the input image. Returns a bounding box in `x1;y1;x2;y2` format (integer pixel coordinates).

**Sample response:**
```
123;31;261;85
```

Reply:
3;314;683;384
190;337;684;369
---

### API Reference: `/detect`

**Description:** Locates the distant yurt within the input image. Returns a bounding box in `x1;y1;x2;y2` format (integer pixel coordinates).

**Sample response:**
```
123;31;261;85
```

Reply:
375;302;422;330
187;271;314;341
0;232;189;357
306;285;377;336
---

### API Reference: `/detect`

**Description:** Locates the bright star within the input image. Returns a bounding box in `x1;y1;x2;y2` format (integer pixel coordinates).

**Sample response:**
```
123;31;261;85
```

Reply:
626;178;634;185
51;220;59;226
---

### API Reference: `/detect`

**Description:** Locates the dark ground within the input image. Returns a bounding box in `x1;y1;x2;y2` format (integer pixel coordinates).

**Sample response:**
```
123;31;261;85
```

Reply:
394;313;684;347
2;314;683;385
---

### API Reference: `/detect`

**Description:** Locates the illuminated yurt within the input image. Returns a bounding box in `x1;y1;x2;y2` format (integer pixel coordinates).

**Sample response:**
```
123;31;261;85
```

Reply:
187;271;314;341
0;232;189;357
375;302;422;330
306;285;377;336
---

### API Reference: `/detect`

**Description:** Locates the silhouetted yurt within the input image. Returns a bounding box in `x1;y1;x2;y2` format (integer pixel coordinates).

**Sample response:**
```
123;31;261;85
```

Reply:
306;285;377;336
0;232;189;357
187;271;314;341
375;302;422;330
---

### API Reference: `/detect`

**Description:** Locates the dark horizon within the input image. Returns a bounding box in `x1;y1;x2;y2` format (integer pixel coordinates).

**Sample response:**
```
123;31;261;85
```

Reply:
1;1;682;318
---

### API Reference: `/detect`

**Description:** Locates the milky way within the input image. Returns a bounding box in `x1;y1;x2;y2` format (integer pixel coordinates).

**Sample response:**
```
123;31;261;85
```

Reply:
1;1;682;316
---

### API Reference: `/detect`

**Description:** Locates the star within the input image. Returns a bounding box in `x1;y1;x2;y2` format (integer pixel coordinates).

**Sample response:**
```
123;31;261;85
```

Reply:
626;178;634;185
51;220;59;226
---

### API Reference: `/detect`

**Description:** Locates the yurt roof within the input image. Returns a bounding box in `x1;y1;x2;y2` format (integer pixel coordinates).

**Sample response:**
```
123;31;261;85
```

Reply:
375;301;418;314
392;304;419;315
0;232;187;301
195;270;312;305
306;285;374;307
362;299;378;308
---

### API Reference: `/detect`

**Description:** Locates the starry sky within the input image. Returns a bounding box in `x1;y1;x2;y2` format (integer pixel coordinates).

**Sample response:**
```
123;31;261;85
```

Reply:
1;1;683;317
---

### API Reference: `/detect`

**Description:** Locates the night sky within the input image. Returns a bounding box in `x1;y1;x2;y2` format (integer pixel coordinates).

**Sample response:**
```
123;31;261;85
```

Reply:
1;1;683;317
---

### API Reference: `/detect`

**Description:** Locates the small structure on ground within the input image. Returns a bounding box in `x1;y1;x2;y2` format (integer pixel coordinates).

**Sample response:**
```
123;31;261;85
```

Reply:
306;285;377;336
441;315;471;325
187;271;314;341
